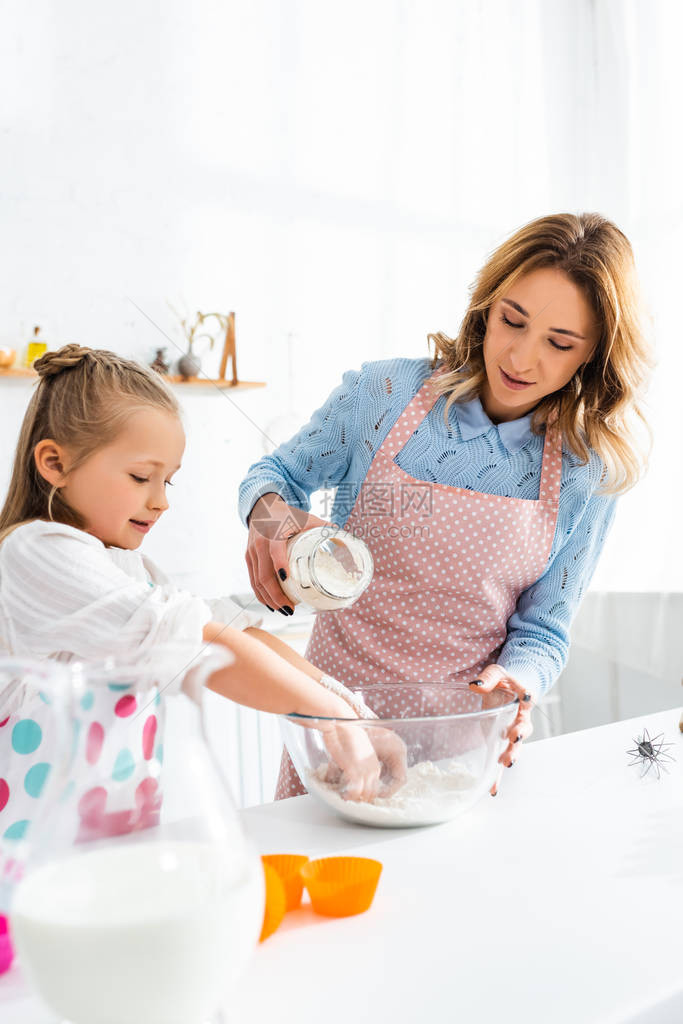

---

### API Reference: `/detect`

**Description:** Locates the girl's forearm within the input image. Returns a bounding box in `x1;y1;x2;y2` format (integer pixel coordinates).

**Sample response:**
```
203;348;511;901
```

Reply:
201;621;348;718
243;626;321;681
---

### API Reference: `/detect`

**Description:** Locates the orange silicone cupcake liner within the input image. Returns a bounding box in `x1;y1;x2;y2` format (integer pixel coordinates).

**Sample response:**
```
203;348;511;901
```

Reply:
259;860;287;941
262;854;310;911
300;856;383;918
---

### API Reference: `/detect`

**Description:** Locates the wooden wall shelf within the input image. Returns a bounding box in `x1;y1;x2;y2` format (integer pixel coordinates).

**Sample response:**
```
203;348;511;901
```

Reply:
1;313;262;391
0;368;265;391
166;376;266;391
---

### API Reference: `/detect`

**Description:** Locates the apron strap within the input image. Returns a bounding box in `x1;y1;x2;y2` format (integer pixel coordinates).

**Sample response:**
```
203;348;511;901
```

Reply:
379;368;445;461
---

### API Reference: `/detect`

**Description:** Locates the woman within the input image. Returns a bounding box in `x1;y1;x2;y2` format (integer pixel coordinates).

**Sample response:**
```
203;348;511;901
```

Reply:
240;212;652;798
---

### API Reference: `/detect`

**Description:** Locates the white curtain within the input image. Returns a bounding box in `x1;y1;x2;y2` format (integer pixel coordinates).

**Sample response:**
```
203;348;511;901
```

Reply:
178;0;682;591
0;0;680;595
578;0;683;591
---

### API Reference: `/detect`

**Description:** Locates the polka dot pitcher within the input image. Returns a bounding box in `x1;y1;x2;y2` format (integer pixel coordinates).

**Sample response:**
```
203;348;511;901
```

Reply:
3;648;264;1023
0;658;70;904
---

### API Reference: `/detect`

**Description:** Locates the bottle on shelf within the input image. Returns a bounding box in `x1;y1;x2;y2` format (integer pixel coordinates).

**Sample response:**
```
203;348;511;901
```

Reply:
25;327;47;368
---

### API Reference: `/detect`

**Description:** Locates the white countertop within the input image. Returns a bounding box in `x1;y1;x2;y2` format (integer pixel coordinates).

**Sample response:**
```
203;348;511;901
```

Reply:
3;708;683;1024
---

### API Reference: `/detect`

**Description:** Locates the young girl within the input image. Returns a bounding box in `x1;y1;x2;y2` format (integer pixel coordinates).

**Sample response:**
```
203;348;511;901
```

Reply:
0;345;405;845
240;212;654;798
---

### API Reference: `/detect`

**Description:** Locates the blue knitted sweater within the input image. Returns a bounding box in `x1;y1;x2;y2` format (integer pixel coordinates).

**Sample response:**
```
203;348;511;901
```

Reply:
239;357;616;697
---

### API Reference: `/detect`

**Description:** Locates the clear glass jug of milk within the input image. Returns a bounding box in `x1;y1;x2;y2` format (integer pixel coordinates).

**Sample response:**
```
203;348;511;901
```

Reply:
8;644;264;1024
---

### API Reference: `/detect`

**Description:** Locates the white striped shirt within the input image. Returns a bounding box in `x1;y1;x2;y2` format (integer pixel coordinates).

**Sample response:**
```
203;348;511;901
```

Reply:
0;520;260;701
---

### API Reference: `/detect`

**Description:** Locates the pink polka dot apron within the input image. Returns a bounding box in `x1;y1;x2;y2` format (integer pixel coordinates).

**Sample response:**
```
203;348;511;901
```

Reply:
276;370;562;799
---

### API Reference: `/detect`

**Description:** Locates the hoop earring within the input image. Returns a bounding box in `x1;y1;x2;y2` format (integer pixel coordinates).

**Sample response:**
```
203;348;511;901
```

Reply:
47;486;58;521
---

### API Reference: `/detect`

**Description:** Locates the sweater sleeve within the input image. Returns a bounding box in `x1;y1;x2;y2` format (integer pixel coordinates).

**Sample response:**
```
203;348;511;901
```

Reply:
0;522;214;692
238;367;363;525
497;488;617;699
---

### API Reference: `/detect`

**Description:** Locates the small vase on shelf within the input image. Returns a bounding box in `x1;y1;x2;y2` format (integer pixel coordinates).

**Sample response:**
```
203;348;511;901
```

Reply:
150;348;169;375
177;352;202;379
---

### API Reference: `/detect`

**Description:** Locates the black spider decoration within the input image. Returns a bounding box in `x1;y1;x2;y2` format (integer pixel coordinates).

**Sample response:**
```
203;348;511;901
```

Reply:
626;728;676;780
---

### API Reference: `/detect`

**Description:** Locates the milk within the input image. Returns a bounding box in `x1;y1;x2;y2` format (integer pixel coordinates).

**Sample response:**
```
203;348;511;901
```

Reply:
11;840;264;1024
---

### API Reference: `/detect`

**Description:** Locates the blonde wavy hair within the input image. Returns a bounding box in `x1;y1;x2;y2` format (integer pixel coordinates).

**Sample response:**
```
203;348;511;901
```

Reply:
0;344;180;545
428;212;653;494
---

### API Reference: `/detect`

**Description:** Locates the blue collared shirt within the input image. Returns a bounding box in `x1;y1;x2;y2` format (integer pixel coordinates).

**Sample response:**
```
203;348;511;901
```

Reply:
239;357;616;696
456;394;533;451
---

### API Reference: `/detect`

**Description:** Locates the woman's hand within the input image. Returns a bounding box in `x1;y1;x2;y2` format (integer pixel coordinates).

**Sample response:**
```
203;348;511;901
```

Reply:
468;664;536;795
245;492;330;613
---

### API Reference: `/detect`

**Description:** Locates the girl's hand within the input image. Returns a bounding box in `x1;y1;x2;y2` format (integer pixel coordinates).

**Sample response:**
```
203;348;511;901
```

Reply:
322;725;408;801
245;492;330;613
321;722;382;802
365;725;408;797
468;664;536;795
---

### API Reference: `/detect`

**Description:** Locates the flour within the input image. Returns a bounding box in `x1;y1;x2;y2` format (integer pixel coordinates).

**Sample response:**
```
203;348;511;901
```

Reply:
306;759;478;827
313;549;362;597
282;528;373;610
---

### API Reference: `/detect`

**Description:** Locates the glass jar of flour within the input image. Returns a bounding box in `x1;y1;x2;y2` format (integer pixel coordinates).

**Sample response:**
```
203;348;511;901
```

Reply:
281;528;374;611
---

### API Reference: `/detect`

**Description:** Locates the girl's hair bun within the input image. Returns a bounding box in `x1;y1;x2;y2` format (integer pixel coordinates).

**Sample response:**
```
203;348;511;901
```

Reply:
34;344;92;380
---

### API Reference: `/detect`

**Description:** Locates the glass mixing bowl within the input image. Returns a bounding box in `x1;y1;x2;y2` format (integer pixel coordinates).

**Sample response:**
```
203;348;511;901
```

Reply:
280;682;518;828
